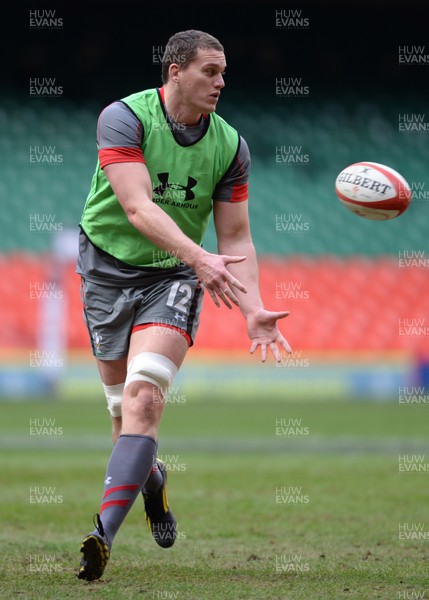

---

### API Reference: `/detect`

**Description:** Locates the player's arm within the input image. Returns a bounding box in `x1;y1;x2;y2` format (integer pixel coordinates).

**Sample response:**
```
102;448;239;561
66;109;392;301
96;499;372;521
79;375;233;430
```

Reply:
213;201;261;314
105;161;201;265
213;137;291;361
104;161;247;305
213;200;291;361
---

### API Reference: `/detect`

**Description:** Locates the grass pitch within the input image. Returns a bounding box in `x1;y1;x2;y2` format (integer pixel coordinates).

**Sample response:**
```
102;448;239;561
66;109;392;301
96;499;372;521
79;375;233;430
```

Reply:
0;393;428;599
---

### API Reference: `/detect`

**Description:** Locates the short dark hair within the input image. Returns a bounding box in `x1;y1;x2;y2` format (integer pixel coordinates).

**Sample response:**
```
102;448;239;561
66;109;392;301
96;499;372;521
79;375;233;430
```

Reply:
161;30;224;83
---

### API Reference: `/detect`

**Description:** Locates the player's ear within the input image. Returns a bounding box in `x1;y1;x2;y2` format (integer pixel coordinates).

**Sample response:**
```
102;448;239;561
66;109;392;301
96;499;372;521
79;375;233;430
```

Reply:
169;63;180;83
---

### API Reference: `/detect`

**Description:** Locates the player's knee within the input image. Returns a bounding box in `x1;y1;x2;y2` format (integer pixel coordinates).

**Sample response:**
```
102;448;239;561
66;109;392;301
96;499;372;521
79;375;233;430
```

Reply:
111;416;122;443
124;381;163;426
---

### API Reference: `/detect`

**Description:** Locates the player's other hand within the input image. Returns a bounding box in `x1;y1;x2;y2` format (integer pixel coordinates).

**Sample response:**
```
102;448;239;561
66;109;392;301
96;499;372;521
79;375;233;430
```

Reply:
193;251;247;309
247;309;292;362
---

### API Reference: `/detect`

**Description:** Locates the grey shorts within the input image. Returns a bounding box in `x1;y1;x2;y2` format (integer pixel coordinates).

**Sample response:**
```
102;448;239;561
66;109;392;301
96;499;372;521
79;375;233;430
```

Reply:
80;266;204;360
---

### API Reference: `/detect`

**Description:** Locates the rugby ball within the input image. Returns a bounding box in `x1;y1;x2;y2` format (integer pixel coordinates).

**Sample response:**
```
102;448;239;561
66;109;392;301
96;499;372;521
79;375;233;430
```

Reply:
335;162;412;220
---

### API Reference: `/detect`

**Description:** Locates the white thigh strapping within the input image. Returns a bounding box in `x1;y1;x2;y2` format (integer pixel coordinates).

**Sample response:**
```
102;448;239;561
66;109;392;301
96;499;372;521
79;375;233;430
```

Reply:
124;351;178;396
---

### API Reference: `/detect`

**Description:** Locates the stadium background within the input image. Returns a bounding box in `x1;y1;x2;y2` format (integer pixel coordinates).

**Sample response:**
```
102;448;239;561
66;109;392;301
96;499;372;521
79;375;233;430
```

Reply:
1;1;428;401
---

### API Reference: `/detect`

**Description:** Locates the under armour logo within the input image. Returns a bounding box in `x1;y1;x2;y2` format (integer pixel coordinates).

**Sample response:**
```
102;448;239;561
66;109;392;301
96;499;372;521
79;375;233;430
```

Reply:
153;172;197;201
105;476;112;485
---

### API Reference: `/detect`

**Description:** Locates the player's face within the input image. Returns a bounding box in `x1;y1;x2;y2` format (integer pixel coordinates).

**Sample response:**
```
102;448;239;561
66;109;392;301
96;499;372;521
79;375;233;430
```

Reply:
177;49;226;114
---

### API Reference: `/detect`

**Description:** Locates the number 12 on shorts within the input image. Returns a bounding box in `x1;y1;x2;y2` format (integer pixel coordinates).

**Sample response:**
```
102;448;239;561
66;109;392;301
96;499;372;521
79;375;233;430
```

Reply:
166;281;192;314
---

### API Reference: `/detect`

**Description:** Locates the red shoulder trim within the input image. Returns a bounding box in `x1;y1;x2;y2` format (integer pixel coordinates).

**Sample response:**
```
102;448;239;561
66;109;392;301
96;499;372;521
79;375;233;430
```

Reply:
99;147;145;169
230;183;249;203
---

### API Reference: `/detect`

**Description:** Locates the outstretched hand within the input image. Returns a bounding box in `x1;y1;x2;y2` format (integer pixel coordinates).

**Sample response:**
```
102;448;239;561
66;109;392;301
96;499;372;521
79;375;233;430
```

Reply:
247;309;292;362
193;251;247;309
